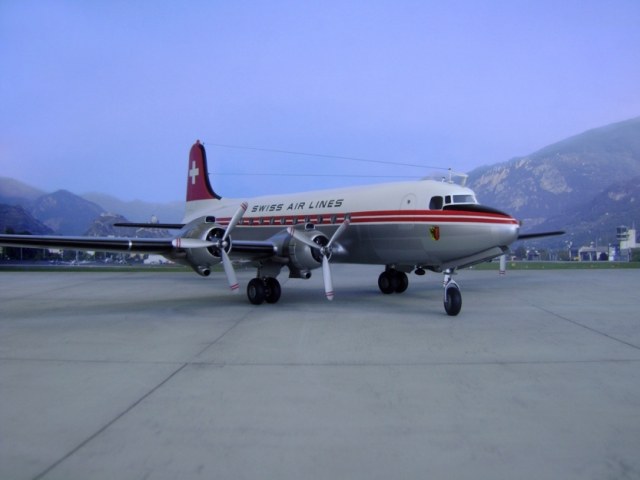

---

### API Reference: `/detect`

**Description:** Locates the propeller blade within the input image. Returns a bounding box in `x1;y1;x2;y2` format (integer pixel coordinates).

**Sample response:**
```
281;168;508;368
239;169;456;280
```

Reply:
327;219;350;248
288;220;349;301
220;249;240;293
287;226;320;250
218;202;247;293
322;256;334;301
222;202;248;242
172;238;216;249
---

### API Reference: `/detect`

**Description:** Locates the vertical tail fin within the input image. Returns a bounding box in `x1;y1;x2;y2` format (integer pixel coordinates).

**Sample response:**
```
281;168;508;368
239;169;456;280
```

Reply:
186;140;221;202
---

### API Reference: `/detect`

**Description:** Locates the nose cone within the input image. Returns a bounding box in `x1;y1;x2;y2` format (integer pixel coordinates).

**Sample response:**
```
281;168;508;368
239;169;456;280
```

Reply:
471;204;519;246
500;221;520;246
443;203;520;247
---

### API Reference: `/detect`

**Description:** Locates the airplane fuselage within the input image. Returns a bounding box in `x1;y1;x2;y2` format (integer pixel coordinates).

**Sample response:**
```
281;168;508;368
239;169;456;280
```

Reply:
182;179;519;271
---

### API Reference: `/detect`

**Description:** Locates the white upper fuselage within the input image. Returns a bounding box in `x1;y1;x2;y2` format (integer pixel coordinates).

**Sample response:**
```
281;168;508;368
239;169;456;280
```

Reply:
186;178;487;221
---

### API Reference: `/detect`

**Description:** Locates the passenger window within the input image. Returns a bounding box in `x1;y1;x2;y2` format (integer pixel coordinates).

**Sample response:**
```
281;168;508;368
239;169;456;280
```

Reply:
429;196;443;210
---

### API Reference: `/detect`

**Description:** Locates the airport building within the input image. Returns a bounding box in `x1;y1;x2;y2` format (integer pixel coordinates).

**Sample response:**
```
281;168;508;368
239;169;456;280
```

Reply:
578;245;610;262
616;225;637;262
577;226;637;262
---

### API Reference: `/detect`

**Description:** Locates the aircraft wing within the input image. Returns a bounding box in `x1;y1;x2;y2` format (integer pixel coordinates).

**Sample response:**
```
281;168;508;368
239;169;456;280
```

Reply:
228;241;277;257
0;234;178;254
113;222;186;229
517;230;565;240
442;246;507;271
0;233;277;258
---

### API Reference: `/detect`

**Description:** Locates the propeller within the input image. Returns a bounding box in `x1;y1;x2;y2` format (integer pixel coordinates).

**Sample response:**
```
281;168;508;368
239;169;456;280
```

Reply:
287;219;350;300
216;202;248;292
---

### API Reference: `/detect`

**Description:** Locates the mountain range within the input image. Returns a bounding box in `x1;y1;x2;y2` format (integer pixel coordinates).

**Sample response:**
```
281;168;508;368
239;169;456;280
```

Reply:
2;116;640;249
466;116;640;248
0;179;182;236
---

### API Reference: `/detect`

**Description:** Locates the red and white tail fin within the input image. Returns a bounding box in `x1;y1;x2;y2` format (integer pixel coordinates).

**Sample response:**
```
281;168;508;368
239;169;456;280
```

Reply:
186;140;221;202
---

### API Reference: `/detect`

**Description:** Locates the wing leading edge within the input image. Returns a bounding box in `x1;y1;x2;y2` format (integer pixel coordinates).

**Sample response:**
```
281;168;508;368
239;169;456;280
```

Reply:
0;234;277;258
113;222;186;229
0;234;177;254
517;230;565;240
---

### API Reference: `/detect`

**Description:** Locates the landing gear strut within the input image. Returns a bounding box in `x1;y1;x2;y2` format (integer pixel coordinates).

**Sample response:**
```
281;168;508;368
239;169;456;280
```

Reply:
443;269;462;316
247;277;281;305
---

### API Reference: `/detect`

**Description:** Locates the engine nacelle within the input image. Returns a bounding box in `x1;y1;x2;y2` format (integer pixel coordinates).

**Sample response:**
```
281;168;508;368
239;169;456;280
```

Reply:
180;222;228;276
276;227;328;279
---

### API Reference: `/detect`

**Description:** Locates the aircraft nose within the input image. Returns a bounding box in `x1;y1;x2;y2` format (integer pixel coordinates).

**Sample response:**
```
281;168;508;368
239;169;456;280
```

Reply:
503;221;520;245
489;210;519;246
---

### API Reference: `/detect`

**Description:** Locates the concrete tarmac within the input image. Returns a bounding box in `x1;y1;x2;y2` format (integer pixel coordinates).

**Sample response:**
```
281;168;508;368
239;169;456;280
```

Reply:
1;266;640;480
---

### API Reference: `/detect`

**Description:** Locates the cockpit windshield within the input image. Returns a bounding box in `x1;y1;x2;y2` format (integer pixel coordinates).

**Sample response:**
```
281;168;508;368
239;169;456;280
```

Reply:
452;194;476;204
429;194;477;210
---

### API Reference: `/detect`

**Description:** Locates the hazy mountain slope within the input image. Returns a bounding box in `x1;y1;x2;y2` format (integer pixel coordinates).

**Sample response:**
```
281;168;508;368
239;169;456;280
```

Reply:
0;177;45;207
467;117;640;230
84;212;171;238
31;190;105;235
538;174;640;247
0;204;53;235
81;192;184;224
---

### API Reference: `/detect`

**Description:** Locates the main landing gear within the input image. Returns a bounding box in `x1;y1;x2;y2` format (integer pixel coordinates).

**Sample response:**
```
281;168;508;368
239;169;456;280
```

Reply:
247;277;282;305
377;269;409;294
245;266;463;315
378;267;462;316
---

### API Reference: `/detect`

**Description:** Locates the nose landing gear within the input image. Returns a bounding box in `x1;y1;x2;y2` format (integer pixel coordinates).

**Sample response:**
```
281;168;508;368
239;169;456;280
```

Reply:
377;267;462;315
443;269;462;316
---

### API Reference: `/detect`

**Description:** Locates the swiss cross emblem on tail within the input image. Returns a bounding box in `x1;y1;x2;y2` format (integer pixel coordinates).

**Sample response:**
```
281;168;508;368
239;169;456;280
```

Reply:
186;140;221;202
429;225;440;241
189;161;200;185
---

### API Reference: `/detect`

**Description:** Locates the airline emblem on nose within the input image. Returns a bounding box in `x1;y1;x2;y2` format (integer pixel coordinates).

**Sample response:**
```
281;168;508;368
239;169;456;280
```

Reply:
189;161;200;185
429;225;440;241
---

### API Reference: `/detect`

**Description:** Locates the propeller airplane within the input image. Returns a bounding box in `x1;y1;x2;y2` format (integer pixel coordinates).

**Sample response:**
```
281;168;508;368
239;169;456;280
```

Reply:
0;141;563;315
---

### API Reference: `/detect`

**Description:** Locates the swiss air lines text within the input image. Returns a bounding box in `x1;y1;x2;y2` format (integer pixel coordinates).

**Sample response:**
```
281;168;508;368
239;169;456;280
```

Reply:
250;198;344;213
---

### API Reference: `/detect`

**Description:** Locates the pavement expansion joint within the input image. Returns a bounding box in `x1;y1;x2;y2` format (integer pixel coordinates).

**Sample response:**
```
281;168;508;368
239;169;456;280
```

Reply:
31;305;254;479
532;304;640;352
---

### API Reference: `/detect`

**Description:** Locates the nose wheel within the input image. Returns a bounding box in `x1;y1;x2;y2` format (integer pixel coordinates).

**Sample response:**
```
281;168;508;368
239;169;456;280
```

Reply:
443;270;462;316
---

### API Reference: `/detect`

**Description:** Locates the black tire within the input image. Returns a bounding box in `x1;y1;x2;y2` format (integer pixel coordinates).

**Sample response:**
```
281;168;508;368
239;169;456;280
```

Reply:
247;278;266;305
264;277;282;304
444;284;462;316
394;271;409;293
378;271;397;294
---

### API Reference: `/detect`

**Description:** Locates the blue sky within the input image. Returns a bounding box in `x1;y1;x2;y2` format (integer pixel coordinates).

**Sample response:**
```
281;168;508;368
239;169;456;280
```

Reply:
1;0;639;202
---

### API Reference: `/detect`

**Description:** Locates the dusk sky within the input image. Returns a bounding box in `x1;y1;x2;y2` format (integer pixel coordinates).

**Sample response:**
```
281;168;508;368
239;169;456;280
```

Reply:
1;1;639;203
